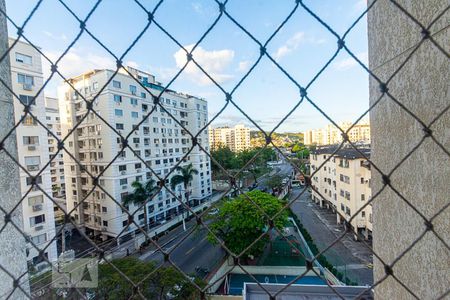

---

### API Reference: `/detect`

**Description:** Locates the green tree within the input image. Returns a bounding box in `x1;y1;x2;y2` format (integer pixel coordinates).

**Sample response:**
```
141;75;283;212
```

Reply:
266;175;283;192
207;190;288;259
94;257;202;299
123;179;157;234
210;146;238;174
170;163;199;207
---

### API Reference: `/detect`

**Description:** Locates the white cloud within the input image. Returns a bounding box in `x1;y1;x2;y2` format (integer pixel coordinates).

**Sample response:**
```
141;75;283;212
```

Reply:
354;0;367;12
43;31;67;41
334;51;368;70
273;32;305;61
43;48;115;80
125;60;140;69
174;44;235;86
237;60;251;72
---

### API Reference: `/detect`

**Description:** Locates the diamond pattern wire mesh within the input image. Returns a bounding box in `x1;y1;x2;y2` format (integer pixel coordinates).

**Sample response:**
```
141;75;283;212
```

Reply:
0;0;449;299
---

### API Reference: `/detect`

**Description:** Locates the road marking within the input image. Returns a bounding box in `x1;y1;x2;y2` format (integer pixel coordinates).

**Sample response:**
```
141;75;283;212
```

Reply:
185;246;195;255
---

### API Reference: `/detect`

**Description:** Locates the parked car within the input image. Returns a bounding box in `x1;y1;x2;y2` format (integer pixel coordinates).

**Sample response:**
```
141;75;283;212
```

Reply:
208;208;219;215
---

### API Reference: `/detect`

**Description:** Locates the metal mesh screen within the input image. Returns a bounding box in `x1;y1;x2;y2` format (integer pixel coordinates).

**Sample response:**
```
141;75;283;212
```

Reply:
0;0;449;299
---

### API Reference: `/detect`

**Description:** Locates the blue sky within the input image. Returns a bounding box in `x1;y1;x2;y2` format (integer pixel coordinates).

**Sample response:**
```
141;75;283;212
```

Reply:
6;0;369;132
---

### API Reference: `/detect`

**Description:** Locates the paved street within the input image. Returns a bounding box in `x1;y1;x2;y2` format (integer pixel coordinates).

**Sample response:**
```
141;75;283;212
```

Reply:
139;218;225;279
256;162;293;191
289;187;373;285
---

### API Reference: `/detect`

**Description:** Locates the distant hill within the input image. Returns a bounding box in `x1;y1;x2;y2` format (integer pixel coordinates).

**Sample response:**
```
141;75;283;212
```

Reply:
250;131;304;147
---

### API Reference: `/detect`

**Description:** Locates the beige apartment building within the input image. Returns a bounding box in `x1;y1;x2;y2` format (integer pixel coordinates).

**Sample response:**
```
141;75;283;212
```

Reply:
310;146;372;239
304;121;370;146
8;39;57;267
58;66;212;241
209;124;250;152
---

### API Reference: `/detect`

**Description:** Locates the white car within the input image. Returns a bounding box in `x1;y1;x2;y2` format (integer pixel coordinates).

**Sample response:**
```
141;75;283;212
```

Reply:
208;208;219;215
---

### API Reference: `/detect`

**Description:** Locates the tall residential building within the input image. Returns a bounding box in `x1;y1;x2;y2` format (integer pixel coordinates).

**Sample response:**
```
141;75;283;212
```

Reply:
58;66;212;241
45;96;66;223
209;124;251;152
310;146;372;239
303;121;370;146
8;38;57;267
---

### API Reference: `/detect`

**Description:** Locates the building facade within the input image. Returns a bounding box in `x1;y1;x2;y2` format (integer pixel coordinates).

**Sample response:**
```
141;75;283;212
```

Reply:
45;96;66;223
310;146;372;239
303;121;370;146
209;124;251;152
58;66;212;240
9;39;57;267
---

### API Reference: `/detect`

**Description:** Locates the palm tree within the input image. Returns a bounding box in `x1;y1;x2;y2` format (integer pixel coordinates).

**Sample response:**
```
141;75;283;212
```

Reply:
170;163;199;226
123;179;157;234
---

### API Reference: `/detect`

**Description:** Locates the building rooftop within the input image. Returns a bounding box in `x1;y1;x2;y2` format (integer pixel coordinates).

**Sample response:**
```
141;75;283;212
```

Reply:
311;145;371;159
243;283;373;299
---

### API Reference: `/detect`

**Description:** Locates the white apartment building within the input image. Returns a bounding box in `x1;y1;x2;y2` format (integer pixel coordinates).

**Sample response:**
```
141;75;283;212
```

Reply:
304;121;371;146
8;39;57;267
58;66;212;241
45;96;66;223
310;146;372;239
209;124;251;152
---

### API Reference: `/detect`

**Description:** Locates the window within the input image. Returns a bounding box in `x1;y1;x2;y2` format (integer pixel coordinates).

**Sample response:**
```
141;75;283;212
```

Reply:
135;163;141;169
102;206;107;213
116;123;124;130
19;95;35;106
22;115;37;126
131;112;138;118
153;117;158;123
114;95;122;103
141;92;146;98
103;220;108;227
15;53;32;64
361;194;365;201
119;178;128;185
119;165;127;171
130;98;138;105
129;85;137;95
361;177;364;184
18;74;34;85
196;104;200;110
31;233;47;245
30;214;45;226
362;211;366;218
115;109;123;117
25;156;40;171
23;136;39;145
112;80;121;88
28;195;43;206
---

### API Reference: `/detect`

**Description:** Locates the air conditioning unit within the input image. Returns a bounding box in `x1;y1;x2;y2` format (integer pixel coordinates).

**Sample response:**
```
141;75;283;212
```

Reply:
35;225;44;231
135;143;139;148
101;227;107;232
122;185;127;190
27;145;36;151
120;170;126;175
27;165;39;171
136;168;141;172
23;83;33;91
32;204;43;212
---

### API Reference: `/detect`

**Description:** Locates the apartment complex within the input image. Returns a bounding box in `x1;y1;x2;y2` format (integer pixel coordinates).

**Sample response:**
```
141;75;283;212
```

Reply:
310;146;372;239
209;124;251;152
45;96;66;223
8;39;57;267
58;66;212;240
304;121;370;146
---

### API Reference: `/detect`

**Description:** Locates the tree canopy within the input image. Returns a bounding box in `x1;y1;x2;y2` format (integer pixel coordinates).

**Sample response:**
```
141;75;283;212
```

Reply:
207;190;288;258
94;257;203;300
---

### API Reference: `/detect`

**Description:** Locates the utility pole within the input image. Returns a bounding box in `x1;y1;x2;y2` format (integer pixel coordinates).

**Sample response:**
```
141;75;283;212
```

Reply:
0;1;30;296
